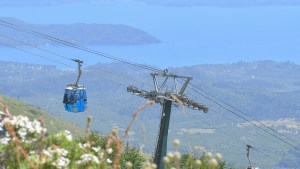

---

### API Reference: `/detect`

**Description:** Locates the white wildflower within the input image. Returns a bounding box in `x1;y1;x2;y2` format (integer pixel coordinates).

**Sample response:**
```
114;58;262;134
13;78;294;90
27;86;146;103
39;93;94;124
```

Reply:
54;148;68;157
174;151;181;160
3;117;15;126
215;153;222;161
83;143;90;148
208;158;218;169
15;116;29;127
172;139;180;148
125;161;133;169
42;149;53;160
27;124;35;133
0;137;10;145
79;142;90;149
151;164;157;168
18;127;27;138
52;156;70;169
195;159;202;166
205;152;213;160
56;130;72;141
163;157;170;164
42;147;69;164
77;154;100;165
167;152;174;159
92;146;101;153
106;148;113;154
107;158;112;164
0;122;3;131
31;119;44;133
64;130;72;141
3;115;47;141
99;152;104;159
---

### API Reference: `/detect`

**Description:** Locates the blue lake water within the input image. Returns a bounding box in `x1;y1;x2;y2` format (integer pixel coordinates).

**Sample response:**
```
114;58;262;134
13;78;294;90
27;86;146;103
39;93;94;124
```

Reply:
0;0;300;68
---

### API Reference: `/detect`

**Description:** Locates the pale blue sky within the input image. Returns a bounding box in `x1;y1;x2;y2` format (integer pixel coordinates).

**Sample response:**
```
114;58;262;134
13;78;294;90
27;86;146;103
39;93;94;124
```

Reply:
0;0;300;68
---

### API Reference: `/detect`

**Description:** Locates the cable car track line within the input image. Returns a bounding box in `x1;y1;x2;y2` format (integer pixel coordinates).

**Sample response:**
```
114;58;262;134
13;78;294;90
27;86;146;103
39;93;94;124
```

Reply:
1;19;298;151
189;82;300;147
0;20;163;73
209;109;291;150
188;85;300;150
183;87;294;150
179;79;300;148
0;33;150;87
0;41;127;86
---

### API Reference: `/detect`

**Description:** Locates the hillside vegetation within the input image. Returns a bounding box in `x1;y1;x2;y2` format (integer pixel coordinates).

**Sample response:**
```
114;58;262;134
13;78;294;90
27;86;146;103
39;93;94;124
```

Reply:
1;60;300;168
0;94;230;169
0;94;84;136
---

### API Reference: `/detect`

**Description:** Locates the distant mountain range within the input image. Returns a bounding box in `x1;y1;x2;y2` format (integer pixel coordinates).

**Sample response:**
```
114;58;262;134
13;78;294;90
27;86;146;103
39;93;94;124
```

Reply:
2;60;300;119
0;17;160;46
2;60;300;121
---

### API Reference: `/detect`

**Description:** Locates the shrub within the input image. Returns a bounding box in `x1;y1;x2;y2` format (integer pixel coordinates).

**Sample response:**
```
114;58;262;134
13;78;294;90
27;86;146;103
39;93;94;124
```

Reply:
0;100;232;169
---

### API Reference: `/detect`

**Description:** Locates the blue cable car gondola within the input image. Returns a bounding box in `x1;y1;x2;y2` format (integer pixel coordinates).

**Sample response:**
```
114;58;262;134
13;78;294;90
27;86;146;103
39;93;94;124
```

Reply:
63;59;87;113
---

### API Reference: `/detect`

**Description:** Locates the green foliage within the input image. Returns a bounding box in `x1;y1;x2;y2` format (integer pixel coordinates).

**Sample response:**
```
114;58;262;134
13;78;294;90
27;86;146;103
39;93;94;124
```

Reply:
0;94;234;169
0;94;84;136
79;132;118;163
0;116;118;169
79;132;107;148
163;152;232;169
0;114;149;169
180;154;196;168
5;61;300;168
120;147;146;169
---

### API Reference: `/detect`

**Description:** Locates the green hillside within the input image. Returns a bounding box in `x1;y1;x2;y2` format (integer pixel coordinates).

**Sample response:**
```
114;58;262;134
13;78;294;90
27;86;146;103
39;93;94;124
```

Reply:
0;94;84;136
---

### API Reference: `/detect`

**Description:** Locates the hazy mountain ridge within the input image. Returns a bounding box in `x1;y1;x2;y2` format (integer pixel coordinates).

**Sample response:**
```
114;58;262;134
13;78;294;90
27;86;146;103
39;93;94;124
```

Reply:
0;61;59;83
0;17;160;46
2;60;300;119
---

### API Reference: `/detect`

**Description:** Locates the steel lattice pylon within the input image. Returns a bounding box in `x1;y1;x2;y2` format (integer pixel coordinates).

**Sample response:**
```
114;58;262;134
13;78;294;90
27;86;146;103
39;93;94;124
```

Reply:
127;71;208;169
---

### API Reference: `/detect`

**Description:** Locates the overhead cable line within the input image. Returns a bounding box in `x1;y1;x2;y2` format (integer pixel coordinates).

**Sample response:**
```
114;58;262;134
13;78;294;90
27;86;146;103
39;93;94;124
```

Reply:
2;17;299;152
209;109;291;150
188;111;248;146
187;85;300;150
183;87;291;150
193;103;297;165
189;82;300;147
0;41;127;86
187;111;277;168
0;19;163;73
0;33;151;87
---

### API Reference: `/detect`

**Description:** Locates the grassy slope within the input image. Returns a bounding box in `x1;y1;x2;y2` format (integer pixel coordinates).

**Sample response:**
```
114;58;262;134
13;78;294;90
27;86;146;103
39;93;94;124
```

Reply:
0;94;84;137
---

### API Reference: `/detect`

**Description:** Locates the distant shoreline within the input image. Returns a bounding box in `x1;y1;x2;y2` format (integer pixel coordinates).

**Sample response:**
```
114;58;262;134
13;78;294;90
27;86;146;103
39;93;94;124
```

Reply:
0;17;161;46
